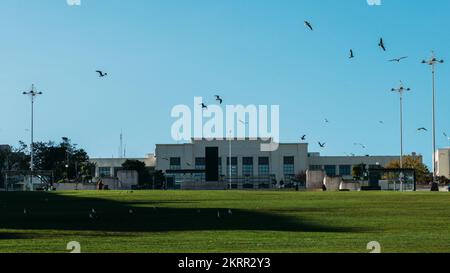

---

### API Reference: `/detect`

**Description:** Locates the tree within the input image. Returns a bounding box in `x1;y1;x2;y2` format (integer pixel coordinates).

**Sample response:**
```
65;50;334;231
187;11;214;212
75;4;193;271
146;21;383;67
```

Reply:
122;159;151;185
352;163;367;181
385;156;430;184
32;139;90;182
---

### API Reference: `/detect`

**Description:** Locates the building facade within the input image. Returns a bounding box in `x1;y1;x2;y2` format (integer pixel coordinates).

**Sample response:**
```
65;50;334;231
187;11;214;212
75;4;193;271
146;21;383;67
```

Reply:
90;154;156;178
155;139;414;185
436;148;450;179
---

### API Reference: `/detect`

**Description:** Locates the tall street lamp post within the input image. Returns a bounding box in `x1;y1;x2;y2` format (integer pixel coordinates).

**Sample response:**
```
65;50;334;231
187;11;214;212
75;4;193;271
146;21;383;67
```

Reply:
422;52;444;192
22;84;43;191
391;81;411;191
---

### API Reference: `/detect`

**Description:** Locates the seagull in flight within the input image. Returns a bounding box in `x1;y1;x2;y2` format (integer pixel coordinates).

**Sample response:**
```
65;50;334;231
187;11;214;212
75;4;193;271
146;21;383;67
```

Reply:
389;56;408;62
417;127;428;132
349;49;354;59
215;95;223;104
378;38;386;51
304;21;313;31
318;142;326;148
301;135;306;141
354;143;366;149
200;103;208;110
96;70;108;77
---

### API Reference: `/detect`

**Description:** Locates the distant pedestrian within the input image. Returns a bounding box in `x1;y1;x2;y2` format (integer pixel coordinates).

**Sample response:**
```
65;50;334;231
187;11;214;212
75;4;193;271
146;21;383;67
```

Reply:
97;179;104;190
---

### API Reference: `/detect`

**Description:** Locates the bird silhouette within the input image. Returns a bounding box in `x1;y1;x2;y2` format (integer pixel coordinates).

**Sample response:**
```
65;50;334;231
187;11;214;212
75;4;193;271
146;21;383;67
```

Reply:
318;142;326;148
325;119;330;123
389;56;408;62
378;38;386;51
354;143;366;149
200;103;208;110
379;121;384;124
304;21;313;31
301;135;306;141
349;49;354;59
417;127;428;132
215;95;223;104
96;70;108;77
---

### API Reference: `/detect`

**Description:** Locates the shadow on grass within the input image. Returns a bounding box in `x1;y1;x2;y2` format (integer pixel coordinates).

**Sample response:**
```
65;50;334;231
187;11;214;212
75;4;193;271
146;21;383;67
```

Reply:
0;192;363;233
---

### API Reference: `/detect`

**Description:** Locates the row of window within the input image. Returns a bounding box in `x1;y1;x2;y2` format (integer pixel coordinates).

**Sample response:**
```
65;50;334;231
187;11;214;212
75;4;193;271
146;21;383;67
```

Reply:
169;156;296;177
309;165;352;176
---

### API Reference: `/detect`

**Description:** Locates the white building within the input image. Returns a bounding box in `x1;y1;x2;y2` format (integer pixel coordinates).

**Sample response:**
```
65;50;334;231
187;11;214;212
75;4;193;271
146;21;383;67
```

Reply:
436;148;450;179
155;139;412;185
90;154;156;178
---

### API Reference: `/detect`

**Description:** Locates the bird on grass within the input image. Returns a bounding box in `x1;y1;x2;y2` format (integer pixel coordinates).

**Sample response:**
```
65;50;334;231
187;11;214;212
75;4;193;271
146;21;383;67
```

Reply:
215;95;223;104
378;38;386;51
304;21;313;31
389;56;408;62
95;70;108;77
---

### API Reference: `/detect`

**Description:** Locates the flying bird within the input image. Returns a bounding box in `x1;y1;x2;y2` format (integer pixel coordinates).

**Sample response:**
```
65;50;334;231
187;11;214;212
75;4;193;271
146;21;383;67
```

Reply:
200;103;208;110
215;95;223;104
239;120;249;125
325;119;329;123
349;49;354;59
389;56;408;62
354;143;366;149
417;127;428;132
379;121;384;124
318;142;326;148
378;38;386;51
96;70;108;77
304;21;313;31
301;135;306;141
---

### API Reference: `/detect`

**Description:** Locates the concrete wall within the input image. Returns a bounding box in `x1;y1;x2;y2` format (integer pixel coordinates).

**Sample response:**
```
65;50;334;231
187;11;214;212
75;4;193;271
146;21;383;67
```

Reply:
117;170;139;190
323;176;342;191
436;148;450;179
306;170;325;190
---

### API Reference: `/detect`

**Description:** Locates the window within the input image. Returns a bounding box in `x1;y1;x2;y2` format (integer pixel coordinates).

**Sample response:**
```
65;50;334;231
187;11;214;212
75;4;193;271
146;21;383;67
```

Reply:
242;157;254;176
258;157;270;176
99;167;111;177
170;157;181;170
324;165;337;176
226;157;238;176
195;157;206;170
339;165;351;176
283;156;295;176
309;165;322;171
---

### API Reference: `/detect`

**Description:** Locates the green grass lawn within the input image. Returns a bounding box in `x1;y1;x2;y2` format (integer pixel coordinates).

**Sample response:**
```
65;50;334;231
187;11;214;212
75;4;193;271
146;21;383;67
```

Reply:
0;190;449;253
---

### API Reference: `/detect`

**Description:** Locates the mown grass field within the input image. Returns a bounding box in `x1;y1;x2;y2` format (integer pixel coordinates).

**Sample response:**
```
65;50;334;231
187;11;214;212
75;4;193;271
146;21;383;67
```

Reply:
0;190;449;253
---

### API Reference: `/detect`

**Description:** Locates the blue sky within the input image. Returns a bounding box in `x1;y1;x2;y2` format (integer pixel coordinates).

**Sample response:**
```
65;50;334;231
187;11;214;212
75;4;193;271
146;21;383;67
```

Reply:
0;0;449;168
